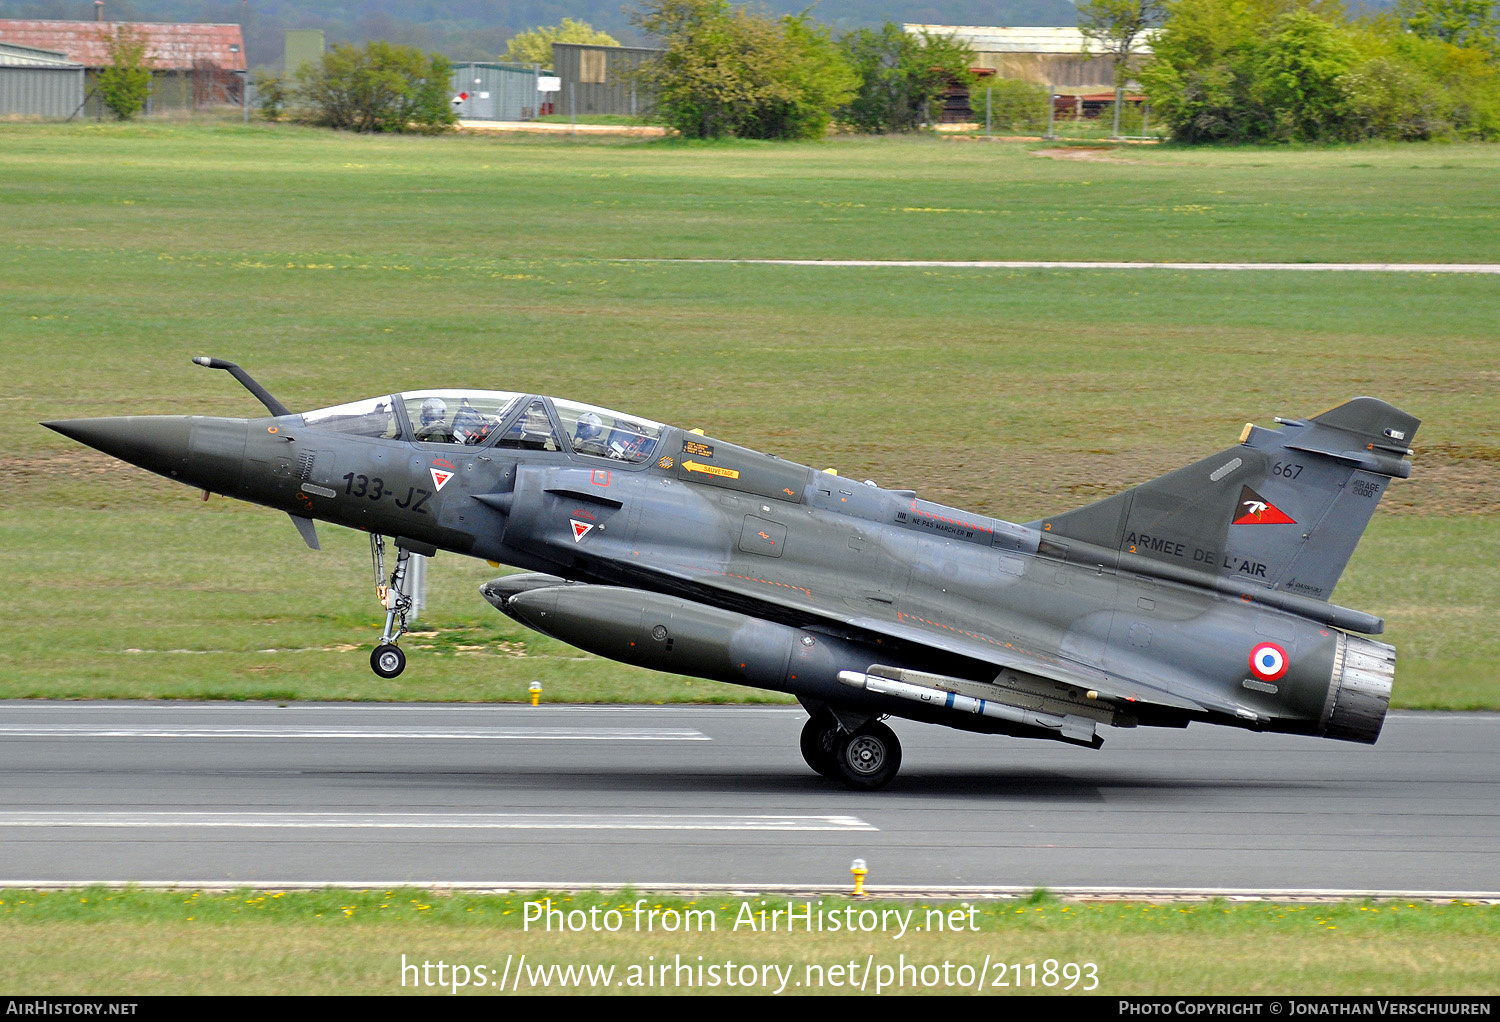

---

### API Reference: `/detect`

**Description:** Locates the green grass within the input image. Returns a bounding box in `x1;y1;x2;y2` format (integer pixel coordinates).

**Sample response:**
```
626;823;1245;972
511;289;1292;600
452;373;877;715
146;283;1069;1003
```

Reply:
1;121;1496;706
5;122;1500;263
2;888;1496;994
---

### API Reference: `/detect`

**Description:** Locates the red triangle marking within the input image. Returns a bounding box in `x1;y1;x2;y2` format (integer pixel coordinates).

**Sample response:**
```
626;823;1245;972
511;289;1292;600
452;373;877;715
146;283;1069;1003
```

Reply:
430;469;454;491
1234;485;1296;525
570;520;594;542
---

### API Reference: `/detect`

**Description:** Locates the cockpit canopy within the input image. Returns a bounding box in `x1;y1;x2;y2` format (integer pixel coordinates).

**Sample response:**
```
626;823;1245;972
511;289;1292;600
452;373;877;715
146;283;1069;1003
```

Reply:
550;398;662;464
299;394;407;439
403;391;521;446
299;392;665;465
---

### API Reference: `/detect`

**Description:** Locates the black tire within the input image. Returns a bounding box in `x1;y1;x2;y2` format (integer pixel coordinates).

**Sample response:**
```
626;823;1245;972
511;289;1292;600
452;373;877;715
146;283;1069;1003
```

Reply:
371;643;406;679
799;716;838;778
832;721;902;791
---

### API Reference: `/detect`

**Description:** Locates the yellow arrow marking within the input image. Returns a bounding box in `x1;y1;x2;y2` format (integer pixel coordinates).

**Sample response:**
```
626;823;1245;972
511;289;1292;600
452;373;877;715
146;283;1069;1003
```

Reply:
681;460;740;480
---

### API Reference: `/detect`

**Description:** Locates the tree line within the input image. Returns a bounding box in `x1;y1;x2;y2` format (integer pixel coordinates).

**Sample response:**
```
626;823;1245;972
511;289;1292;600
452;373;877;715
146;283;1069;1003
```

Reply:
1092;0;1499;141
249;0;980;138
234;0;1500;141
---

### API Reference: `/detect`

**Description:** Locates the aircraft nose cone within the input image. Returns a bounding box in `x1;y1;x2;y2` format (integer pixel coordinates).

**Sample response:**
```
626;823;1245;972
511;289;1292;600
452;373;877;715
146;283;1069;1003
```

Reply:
43;416;193;480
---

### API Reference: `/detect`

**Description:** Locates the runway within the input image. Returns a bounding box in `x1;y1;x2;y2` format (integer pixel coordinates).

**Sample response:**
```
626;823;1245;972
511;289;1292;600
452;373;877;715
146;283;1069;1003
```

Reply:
2;702;1496;896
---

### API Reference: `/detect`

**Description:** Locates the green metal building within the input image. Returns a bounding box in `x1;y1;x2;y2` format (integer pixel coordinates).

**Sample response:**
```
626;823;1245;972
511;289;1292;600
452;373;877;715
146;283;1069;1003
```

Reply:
550;42;660;118
0;41;84;118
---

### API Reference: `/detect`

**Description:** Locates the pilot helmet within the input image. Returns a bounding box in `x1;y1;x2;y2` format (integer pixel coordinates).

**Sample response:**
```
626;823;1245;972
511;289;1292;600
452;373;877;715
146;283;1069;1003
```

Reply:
420;397;446;426
576;412;603;442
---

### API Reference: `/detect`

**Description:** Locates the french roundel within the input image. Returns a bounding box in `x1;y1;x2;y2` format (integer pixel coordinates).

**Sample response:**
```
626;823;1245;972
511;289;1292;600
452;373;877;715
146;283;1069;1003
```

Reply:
1249;642;1289;682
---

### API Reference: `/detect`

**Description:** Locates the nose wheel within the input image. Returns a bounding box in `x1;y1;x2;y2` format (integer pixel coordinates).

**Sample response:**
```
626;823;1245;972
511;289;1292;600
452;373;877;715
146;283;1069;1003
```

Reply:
371;643;406;679
369;534;414;678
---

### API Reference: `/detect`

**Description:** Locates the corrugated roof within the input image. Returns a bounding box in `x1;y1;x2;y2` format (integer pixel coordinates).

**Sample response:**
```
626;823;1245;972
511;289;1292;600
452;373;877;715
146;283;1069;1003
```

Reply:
904;25;1155;56
0;19;245;72
0;40;81;67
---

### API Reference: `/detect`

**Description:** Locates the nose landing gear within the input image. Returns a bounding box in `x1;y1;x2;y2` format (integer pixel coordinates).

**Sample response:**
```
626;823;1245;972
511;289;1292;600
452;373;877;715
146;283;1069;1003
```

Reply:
369;534;419;678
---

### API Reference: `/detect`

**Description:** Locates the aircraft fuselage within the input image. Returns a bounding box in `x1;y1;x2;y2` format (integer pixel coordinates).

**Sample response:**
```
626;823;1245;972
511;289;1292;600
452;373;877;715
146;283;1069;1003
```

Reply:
47;379;1415;789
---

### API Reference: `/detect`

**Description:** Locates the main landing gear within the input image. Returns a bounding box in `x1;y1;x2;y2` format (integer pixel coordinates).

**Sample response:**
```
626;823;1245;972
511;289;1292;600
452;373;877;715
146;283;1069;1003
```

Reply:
369;534;413;678
800;714;902;791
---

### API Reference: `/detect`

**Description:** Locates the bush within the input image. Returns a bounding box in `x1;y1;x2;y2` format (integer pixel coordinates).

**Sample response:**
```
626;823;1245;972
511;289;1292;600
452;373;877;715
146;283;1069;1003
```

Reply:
252;70;287;122
1140;0;1500;142
634;0;856;140
97;25;152;120
838;23;976;133
971;78;1052;132
1342;54;1447;140
1250;11;1360;141
755;14;857;140
291;40;456;133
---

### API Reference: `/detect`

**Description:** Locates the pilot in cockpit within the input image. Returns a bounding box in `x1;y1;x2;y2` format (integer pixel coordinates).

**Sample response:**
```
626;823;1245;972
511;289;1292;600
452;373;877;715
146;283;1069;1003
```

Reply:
414;397;452;442
572;412;610;457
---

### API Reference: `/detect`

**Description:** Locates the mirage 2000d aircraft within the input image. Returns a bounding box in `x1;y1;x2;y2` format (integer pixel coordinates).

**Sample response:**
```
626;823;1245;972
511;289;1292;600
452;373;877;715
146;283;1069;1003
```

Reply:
45;359;1419;790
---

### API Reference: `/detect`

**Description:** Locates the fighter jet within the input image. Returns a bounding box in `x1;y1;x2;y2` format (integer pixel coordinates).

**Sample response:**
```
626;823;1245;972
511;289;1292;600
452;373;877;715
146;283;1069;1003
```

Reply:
44;359;1419;790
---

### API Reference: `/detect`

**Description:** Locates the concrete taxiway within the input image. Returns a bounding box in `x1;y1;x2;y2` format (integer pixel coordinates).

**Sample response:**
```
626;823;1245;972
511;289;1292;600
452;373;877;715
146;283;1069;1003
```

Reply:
1;702;1495;895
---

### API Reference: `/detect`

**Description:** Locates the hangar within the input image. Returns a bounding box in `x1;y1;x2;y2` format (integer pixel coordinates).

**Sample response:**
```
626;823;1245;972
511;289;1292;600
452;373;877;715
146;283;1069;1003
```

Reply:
0;41;84;118
904;24;1155;91
0;16;246;118
551;42;661;118
904;24;1155;124
449;62;554;121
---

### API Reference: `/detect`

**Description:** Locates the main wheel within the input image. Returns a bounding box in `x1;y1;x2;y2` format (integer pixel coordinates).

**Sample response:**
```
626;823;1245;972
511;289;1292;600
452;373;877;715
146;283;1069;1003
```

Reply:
799;716;839;778
832;721;902;791
371;643;406;679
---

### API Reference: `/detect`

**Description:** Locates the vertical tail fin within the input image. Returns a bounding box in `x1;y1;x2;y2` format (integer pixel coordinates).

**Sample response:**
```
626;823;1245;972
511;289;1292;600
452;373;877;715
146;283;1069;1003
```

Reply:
1030;398;1419;601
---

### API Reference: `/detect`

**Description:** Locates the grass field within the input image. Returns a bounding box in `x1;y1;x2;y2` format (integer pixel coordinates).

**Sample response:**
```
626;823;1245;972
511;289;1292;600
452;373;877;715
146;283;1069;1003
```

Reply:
3;888;1497;995
1;122;1497;707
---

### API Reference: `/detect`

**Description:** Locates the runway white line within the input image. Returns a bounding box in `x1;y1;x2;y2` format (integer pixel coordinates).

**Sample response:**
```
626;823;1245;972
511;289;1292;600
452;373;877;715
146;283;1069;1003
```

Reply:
0;812;875;832
0;727;709;741
627;258;1500;274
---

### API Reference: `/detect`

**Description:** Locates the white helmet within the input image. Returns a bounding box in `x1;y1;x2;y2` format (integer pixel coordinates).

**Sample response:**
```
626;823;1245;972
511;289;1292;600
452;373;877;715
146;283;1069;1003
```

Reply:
576;412;603;442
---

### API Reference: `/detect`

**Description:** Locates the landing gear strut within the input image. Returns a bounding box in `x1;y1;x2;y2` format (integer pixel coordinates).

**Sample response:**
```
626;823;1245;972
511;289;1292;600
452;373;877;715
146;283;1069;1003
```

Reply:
369;534;413;678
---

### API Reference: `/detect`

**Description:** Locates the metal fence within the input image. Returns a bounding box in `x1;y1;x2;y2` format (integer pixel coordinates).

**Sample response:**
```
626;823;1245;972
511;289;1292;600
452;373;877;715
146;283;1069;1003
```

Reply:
448;62;547;121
